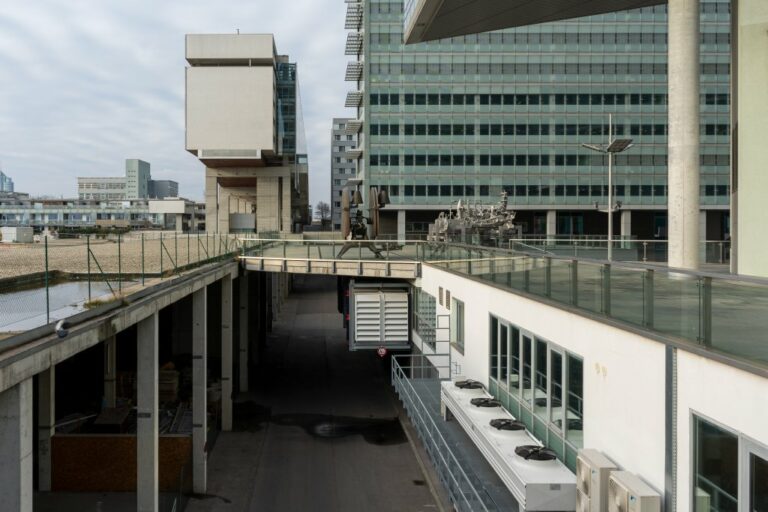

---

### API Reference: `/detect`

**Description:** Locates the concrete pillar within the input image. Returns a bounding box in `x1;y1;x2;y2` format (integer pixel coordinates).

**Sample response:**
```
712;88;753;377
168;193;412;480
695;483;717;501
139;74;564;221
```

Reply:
239;273;249;392
205;169;218;235
0;379;32;512
667;0;701;271
104;336;116;409
620;210;632;248
221;275;233;432
175;214;184;233
218;190;231;234
192;287;207;494
699;210;708;263
397;210;406;240
546;210;557;242
256;176;280;233
137;313;159;512
38;367;55;492
735;0;768;277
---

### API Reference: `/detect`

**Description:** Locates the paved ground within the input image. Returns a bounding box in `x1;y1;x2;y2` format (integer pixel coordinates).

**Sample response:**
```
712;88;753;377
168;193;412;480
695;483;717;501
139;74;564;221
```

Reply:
186;275;440;512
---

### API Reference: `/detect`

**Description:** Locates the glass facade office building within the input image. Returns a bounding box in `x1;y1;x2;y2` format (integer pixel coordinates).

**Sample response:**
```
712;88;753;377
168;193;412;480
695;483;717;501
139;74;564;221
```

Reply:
346;0;730;237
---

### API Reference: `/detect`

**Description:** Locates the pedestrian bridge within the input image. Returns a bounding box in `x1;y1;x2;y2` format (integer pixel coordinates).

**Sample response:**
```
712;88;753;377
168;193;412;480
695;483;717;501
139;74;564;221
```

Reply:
238;238;537;279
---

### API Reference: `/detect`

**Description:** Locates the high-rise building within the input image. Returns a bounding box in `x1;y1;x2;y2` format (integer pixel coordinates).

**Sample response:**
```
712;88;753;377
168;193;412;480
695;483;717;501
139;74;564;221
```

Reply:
330;118;358;230
185;34;309;233
77;176;127;201
346;0;730;241
125;159;151;199
0;171;14;193
148;179;179;199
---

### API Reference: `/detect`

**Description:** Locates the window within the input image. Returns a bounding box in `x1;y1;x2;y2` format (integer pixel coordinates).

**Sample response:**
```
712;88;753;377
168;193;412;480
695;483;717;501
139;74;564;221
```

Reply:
500;324;509;383
452;298;465;353
566;355;583;447
490;316;499;380
414;289;436;347
693;417;739;512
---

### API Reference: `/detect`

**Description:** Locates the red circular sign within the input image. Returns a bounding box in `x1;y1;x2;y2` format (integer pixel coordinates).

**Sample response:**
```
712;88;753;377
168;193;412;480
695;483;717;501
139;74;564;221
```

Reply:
376;347;387;358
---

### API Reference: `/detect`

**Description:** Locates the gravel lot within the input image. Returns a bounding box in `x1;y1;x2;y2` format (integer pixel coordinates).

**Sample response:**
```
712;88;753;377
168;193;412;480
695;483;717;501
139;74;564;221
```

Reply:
0;234;238;279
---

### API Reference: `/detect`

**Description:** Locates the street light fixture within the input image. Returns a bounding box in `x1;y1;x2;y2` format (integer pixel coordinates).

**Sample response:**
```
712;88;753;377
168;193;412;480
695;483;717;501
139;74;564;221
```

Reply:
580;113;633;261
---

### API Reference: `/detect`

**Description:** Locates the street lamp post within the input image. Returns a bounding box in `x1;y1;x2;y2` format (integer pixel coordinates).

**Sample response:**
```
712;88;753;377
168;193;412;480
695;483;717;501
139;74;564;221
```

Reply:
581;113;633;261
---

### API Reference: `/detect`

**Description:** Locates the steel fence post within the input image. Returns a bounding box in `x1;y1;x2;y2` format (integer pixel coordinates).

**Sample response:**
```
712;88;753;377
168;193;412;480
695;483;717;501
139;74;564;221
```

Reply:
87;235;92;301
175;232;178;271
160;232;164;278
141;233;145;286
45;236;50;323
118;233;122;293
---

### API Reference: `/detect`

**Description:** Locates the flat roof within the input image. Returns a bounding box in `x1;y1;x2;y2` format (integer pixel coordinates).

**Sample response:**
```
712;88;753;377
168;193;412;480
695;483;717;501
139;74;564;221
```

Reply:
404;0;664;44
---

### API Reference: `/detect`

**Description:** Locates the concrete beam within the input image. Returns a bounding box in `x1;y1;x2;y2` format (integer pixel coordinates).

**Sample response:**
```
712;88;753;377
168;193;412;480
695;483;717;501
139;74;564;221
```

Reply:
239;273;249;392
0;262;238;396
137;313;159;512
192;287;207;494
221;275;233;431
0;379;32;512
37;367;55;492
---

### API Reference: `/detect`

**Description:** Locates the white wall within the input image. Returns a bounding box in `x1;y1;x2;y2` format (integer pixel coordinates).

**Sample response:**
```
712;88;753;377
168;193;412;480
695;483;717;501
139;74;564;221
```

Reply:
676;351;768;512
186;66;275;154
186;34;275;63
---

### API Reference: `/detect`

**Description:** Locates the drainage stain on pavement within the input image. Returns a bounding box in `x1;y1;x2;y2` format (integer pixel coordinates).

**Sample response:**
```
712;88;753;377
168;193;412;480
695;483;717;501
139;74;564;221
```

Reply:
232;401;407;445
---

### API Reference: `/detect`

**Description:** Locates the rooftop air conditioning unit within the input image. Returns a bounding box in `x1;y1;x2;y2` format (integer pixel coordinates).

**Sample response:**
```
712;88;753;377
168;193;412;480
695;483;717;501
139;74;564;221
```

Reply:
608;472;661;512
576;449;618;512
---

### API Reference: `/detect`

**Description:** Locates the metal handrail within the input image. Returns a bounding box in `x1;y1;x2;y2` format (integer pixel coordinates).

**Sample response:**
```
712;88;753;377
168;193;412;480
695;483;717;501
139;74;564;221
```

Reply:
392;355;493;511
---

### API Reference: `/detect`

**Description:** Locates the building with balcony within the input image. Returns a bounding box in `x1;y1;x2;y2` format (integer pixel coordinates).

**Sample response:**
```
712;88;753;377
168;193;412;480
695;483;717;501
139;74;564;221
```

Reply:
185;34;309;234
330;118;358;230
346;0;730;244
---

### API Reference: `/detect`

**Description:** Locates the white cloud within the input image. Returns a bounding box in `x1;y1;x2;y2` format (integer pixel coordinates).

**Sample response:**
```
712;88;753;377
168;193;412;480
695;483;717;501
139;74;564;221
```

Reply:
0;0;350;205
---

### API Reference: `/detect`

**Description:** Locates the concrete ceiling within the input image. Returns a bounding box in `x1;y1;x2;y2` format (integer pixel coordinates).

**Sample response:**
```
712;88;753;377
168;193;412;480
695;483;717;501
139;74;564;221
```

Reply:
405;0;666;44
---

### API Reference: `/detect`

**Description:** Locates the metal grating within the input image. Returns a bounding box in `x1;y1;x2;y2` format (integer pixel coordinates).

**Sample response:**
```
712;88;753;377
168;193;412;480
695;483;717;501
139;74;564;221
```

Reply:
345;32;364;55
345;91;363;108
345;3;363;29
344;119;363;135
345;61;363;81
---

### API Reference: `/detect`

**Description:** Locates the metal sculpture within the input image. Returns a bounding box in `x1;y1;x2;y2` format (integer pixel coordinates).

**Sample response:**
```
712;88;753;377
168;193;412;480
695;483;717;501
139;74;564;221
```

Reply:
428;192;518;245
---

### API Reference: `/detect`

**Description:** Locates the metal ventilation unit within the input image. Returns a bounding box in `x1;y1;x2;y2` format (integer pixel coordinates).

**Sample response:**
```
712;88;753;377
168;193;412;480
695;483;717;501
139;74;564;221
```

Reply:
347;281;410;351
577;449;618;512
607;471;661;512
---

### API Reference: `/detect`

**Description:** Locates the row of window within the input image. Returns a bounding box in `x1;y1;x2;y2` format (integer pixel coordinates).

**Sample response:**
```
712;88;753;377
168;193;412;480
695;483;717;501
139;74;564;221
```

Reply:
374;184;730;198
370;153;731;167
372;1;730;15
370;123;730;137
370;31;731;46
368;62;729;76
370;92;729;107
489;316;585;460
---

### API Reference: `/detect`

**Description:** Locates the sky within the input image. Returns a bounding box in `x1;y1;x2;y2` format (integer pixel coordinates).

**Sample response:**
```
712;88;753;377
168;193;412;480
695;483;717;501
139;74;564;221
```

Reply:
0;0;349;206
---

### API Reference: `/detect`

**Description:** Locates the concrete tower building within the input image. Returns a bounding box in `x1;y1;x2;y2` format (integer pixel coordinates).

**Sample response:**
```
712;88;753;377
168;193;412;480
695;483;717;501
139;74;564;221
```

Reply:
185;34;309;234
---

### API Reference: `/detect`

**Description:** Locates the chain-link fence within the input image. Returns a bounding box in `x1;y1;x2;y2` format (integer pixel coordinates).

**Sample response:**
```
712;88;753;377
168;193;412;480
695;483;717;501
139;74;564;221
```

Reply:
0;232;239;333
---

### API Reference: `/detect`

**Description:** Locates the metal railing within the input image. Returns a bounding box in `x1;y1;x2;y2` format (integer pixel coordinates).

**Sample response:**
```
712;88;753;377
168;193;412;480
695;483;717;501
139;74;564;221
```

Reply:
508;237;731;264
392;355;496;511
0;232;239;332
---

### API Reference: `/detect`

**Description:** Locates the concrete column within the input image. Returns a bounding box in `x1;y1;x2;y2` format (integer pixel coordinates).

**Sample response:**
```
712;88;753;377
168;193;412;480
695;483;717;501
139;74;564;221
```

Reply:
192;287;207;494
667;0;701;270
175;214;184;233
546;210;557;242
38;367;55;492
137;313;159;512
0;379;32;512
239;273;249;392
699;210;708;263
620;210;632;248
104;336;116;409
218;190;231;234
205;169;218;235
282;173;293;233
256;176;280;233
397;210;406;240
221;276;233;432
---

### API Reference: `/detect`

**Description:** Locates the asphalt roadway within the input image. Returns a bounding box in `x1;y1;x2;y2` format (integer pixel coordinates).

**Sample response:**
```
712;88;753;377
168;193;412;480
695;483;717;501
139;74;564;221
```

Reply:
186;274;439;512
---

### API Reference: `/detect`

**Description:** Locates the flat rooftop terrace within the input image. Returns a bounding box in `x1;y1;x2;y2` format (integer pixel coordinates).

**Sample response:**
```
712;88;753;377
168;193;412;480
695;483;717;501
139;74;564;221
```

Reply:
240;238;768;375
